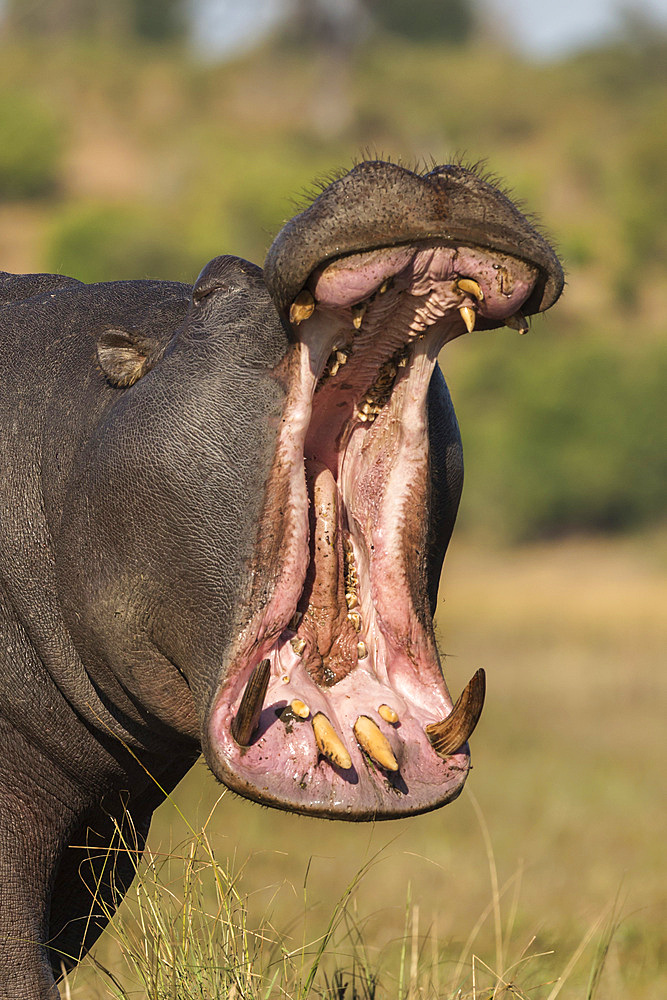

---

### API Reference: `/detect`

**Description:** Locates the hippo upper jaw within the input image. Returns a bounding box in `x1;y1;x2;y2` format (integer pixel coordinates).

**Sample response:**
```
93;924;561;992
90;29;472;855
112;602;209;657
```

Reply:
204;162;562;821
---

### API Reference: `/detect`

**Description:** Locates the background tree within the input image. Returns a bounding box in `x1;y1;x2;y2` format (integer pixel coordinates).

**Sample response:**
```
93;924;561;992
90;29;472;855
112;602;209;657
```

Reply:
2;0;184;41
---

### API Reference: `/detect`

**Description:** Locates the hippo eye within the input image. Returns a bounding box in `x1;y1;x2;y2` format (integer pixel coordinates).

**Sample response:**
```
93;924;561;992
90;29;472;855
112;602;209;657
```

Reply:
192;283;216;306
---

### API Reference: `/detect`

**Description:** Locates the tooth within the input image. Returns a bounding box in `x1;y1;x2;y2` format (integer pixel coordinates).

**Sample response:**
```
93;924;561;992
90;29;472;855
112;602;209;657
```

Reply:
357;411;368;422
329;361;340;376
354;716;398;771
361;402;374;414
505;311;529;334
336;350;348;364
289;289;315;326
459;305;476;333
378;704;399;724
425;668;486;758
456;278;484;301
357;640;368;659
379;278;392;295
347;610;362;632
312;712;352;769
345;592;358;609
351;302;367;329
290;699;310;719
231;659;271;747
290;637;306;655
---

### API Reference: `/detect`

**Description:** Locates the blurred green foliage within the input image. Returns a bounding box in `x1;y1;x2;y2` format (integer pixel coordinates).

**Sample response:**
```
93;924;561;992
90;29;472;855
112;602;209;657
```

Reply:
46;202;203;283
450;337;667;541
0;29;664;541
0;93;62;199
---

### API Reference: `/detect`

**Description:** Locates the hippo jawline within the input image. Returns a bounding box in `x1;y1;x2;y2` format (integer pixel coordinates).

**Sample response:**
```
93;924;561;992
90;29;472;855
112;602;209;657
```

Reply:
208;235;545;821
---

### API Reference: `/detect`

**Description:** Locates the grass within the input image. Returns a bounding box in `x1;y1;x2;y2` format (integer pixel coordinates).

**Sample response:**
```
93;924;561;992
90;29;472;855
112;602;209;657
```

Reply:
63;793;620;1000
61;536;667;999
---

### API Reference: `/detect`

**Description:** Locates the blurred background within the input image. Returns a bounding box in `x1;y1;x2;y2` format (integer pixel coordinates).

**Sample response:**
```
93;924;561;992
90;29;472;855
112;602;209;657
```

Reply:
0;1;664;996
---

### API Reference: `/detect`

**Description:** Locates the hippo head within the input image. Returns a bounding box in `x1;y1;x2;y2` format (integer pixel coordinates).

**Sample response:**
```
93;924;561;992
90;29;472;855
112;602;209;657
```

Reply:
200;161;563;819
69;161;562;822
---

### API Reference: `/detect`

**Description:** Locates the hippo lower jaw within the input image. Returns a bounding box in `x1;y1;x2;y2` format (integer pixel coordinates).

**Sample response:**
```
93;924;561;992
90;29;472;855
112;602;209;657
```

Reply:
207;236;538;820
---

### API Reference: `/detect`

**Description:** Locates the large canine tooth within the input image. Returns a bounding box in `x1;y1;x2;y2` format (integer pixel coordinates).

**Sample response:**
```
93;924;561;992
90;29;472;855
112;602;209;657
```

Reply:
312;713;352;769
231;659;271;747
289;289;315;325
456;278;484;301
425;668;486;757
351;301;368;329
354;716;399;771
459;305;476;333
506;311;529;334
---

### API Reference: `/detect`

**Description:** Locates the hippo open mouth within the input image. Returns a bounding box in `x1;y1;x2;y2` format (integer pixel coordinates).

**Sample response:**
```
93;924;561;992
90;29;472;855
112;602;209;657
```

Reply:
207;162;563;819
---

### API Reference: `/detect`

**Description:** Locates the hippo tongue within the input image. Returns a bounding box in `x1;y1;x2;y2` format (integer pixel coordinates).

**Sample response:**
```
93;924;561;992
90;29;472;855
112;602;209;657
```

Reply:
296;460;358;686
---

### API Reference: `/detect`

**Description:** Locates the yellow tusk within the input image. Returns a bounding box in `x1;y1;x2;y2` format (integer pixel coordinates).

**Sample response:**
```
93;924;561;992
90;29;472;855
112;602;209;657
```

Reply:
354;716;399;771
456;278;484;301
312;713;352;769
378;704;399;724
459;305;476;333
289;289;315;326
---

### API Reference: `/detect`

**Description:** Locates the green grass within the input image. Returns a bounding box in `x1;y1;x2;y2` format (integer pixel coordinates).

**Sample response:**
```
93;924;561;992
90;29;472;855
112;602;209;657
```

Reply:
61;537;667;999
62;795;621;1000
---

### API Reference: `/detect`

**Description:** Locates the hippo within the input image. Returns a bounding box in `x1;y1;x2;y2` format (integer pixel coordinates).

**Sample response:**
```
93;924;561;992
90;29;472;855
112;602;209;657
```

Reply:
0;160;563;997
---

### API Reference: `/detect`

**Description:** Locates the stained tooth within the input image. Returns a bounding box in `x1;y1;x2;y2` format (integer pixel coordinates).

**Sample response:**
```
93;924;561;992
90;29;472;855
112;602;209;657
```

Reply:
290;699;310;719
425;668;486;758
357;640;368;659
345;592;358;609
336;350;348;364
354;716;398;771
379;278;392;294
361;402;374;414
329;361;340;376
347;610;362;632
351;302;368;329
456;278;485;301
289;289;315;326
505;311;529;334
290;637;306;656
289;611;302;631
312;712;352;769
378;704;399;724
459;305;476;333
357;411;368;422
231;659;271;747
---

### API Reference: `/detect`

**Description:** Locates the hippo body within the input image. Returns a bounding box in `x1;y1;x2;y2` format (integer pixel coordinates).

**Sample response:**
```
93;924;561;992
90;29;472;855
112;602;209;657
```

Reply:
0;162;562;997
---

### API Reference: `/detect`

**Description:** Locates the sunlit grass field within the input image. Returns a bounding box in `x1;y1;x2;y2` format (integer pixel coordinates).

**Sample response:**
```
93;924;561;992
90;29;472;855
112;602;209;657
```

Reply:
63;534;667;998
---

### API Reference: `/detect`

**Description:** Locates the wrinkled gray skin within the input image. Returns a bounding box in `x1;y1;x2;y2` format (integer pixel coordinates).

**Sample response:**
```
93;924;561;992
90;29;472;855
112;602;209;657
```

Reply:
0;161;561;998
0;262;459;996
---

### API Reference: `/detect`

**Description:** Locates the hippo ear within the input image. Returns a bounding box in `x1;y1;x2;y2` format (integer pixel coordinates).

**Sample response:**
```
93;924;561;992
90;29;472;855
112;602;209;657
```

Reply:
96;328;158;387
